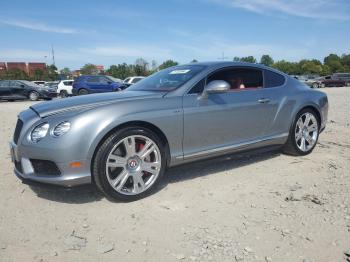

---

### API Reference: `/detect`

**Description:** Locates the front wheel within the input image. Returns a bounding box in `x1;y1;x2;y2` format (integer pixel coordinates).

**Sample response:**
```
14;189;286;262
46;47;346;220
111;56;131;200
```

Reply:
78;88;89;95
29;91;39;101
92;126;166;201
283;109;320;156
312;82;319;89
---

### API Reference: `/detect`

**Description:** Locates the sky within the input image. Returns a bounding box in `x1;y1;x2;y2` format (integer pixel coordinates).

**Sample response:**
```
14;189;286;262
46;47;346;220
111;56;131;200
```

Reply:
0;0;349;70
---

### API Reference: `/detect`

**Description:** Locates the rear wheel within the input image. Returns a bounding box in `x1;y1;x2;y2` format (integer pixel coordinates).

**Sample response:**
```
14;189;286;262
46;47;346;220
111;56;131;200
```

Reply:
59;90;68;98
29;91;39;101
78;88;89;95
312;82;319;89
92;126;166;201
283;109;319;156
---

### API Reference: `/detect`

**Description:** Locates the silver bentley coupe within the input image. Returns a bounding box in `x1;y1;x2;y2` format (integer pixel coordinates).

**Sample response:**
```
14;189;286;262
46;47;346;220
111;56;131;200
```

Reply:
10;62;328;201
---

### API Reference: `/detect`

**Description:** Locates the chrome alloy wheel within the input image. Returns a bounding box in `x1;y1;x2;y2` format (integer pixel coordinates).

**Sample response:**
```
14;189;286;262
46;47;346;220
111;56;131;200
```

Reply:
295;112;318;152
105;135;161;195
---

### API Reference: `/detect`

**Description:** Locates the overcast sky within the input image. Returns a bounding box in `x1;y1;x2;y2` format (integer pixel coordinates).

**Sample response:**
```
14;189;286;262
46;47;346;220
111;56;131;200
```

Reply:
0;0;349;69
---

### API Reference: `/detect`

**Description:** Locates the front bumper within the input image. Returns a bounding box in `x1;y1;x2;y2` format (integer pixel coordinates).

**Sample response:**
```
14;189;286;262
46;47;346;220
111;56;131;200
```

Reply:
39;90;58;99
10;141;91;187
10;109;92;187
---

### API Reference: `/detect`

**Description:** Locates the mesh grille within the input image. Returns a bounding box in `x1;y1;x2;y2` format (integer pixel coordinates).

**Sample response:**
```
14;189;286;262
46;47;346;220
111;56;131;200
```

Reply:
30;159;61;176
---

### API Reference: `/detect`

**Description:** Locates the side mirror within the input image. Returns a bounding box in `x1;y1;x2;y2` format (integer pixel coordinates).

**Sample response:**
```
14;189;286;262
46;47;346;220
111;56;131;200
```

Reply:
202;80;230;98
20;84;25;88
107;81;112;84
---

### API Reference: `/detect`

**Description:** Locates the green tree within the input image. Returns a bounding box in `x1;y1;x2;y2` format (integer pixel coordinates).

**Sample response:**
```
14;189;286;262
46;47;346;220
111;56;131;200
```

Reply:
107;63;133;79
32;68;45;81
134;58;149;76
241;56;256;63
81;63;99;75
4;68;29;80
158;60;178;70
324;54;343;73
260;55;274;67
60;67;71;78
272;60;299;75
46;64;59;80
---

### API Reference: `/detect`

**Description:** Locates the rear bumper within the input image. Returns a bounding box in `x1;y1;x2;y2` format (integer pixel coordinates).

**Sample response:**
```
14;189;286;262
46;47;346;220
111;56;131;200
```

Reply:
39;90;57;99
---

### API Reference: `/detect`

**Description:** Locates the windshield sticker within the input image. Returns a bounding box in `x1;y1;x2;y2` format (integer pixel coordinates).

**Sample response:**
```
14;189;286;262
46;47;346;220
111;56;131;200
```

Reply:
169;69;191;74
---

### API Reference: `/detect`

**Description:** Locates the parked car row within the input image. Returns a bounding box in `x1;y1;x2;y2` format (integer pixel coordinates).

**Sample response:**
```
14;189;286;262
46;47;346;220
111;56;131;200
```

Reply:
0;76;145;101
293;73;350;88
0;80;57;101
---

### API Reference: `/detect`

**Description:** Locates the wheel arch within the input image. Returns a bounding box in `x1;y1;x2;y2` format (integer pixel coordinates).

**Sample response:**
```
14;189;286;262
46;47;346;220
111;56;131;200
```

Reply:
90;120;171;177
292;104;322;129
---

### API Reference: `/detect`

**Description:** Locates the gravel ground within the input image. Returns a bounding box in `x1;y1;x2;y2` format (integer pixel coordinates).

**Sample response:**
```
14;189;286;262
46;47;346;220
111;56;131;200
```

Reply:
0;87;349;262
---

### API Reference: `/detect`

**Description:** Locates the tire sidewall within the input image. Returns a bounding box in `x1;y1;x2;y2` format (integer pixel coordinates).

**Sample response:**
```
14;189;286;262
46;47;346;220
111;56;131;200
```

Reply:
59;90;68;98
93;127;167;201
29;91;39;101
289;109;320;156
78;88;88;95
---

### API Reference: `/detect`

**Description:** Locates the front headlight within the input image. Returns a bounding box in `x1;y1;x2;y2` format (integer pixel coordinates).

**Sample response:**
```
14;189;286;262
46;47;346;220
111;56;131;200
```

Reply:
52;121;71;137
30;123;49;143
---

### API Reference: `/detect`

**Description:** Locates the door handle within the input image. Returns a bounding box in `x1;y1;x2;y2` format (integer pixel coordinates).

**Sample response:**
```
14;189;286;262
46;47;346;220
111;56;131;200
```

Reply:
258;98;270;104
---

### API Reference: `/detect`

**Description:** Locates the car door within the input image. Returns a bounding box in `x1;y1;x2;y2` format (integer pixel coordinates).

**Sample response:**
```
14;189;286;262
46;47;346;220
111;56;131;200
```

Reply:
0;81;12;99
99;76;114;92
9;81;27;99
86;76;103;93
182;67;272;157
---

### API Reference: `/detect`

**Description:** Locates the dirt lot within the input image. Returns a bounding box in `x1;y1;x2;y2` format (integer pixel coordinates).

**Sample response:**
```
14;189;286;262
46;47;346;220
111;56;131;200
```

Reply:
0;88;349;262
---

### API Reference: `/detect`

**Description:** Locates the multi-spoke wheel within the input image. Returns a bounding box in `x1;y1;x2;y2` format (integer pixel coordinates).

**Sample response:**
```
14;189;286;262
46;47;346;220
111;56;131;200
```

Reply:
283;109;320;156
92;126;166;201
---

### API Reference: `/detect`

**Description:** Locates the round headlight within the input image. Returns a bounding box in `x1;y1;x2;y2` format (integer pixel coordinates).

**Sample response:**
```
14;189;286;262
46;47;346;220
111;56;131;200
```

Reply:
30;123;49;143
52;121;71;137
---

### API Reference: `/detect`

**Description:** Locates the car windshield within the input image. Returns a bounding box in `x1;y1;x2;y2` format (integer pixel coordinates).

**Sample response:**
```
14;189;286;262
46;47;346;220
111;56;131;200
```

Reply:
128;65;206;92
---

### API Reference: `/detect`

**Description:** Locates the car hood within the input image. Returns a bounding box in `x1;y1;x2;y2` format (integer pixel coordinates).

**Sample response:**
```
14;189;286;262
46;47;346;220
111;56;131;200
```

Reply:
30;91;165;118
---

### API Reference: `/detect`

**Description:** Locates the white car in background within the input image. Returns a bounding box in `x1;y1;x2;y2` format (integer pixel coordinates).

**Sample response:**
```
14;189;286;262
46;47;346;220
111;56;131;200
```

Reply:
32;81;46;86
123;76;145;87
57;80;74;98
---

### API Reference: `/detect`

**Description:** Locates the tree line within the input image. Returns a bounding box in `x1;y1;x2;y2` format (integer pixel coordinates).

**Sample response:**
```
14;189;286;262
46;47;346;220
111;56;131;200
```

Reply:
1;53;349;81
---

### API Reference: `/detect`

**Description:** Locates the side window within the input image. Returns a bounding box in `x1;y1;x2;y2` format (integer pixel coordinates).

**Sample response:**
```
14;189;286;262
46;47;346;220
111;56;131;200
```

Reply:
99;77;109;84
87;76;99;83
207;68;263;90
188;79;205;94
9;81;20;87
63;81;73;86
264;70;285;88
0;81;9;87
124;78;130;83
132;78;142;84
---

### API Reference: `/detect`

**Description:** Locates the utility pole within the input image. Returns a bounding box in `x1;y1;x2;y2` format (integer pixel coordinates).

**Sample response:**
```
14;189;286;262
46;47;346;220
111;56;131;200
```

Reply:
51;44;55;66
217;52;228;60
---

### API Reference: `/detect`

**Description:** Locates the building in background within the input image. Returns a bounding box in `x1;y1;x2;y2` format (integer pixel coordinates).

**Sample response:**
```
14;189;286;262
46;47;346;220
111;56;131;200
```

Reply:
7;62;27;73
27;63;46;76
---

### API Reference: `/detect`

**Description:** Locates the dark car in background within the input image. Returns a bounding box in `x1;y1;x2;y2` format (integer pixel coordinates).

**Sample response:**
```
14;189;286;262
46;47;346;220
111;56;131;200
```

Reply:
0;80;57;101
320;75;350;87
72;75;125;95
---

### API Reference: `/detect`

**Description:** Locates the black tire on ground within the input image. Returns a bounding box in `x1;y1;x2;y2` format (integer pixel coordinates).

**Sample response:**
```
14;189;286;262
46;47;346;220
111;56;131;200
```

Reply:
29;91;39;101
283;108;320;156
312;82;319;89
59;90;69;98
92;126;167;202
78;88;89;95
346;82;350;87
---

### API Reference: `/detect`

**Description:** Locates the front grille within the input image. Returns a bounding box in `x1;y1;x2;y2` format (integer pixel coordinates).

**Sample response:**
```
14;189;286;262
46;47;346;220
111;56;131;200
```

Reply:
30;159;61;177
13;119;23;144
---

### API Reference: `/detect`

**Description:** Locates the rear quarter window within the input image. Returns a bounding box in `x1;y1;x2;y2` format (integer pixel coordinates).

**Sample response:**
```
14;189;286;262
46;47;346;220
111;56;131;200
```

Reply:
264;70;285;88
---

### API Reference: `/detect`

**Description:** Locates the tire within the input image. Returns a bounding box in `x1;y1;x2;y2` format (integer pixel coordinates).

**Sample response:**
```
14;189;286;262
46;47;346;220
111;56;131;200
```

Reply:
346;82;350;87
78;88;89;95
283;108;320;156
28;91;39;101
312;83;319;89
59;90;68;98
92;126;167;201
